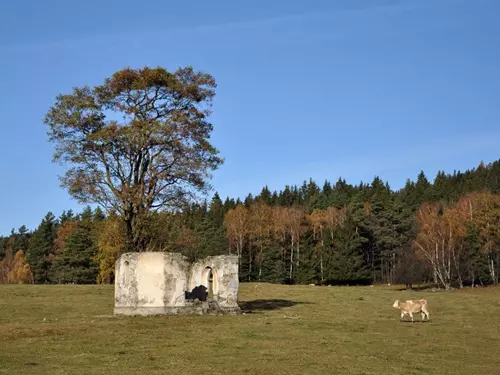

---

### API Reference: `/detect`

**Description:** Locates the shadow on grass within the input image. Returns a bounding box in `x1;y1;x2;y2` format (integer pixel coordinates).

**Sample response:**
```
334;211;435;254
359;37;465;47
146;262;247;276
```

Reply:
238;299;312;312
395;285;436;292
399;320;431;323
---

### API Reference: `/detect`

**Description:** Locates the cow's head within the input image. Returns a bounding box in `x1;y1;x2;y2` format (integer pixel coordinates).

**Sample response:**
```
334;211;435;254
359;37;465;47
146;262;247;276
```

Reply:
392;300;400;308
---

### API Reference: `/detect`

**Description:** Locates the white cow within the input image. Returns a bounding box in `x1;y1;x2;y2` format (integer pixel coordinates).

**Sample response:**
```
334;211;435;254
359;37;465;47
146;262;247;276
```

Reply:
392;299;430;322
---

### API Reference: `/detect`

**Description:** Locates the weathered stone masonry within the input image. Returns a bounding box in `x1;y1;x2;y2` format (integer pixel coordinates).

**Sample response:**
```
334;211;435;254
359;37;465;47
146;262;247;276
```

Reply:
114;252;241;316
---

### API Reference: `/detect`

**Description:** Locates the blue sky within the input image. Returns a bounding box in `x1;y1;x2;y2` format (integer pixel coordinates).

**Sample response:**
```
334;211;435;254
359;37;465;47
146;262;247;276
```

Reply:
0;0;499;234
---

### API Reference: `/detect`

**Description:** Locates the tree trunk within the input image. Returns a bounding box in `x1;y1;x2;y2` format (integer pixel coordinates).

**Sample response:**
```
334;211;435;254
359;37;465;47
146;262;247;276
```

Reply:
452;248;463;288
297;240;300;267
248;245;252;282
320;254;324;284
381;260;384;284
392;252;396;284
124;209;149;253
319;234;324;284
488;252;497;284
238;237;243;269
258;239;263;282
496;252;500;284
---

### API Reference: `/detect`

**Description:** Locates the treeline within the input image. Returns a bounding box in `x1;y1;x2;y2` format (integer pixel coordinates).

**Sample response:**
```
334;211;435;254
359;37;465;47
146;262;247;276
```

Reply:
1;159;500;288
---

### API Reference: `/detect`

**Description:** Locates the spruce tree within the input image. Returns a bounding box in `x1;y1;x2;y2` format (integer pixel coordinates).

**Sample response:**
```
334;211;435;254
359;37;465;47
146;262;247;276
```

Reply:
325;218;371;284
257;186;272;205
51;217;99;284
27;212;57;283
463;222;490;286
414;170;431;205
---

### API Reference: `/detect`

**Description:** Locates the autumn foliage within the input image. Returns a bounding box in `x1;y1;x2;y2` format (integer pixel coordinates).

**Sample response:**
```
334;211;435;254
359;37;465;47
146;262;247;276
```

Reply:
414;192;500;289
2;159;500;287
0;247;33;284
44;66;223;253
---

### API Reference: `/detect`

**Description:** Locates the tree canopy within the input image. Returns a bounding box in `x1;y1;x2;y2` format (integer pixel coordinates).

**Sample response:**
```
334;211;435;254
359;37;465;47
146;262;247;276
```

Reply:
44;66;223;252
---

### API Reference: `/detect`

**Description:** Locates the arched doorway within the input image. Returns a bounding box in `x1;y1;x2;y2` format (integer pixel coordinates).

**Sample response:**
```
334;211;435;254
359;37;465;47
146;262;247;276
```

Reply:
202;266;216;299
207;268;214;299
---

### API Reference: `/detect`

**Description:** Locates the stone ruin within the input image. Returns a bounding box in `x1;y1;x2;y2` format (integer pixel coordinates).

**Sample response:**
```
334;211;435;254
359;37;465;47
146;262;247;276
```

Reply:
114;252;241;316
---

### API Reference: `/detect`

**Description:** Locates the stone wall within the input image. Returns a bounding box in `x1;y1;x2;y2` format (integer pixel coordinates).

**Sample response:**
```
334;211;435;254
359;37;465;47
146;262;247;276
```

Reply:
188;255;239;308
114;252;241;316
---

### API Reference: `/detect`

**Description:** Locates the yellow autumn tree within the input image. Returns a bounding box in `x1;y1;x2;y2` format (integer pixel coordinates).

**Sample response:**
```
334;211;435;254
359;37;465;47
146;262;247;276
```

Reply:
414;203;467;289
9;250;34;284
224;204;250;264
270;206;303;281
0;247;14;283
287;206;303;271
0;247;33;284
95;215;126;284
307;209;327;283
249;202;272;281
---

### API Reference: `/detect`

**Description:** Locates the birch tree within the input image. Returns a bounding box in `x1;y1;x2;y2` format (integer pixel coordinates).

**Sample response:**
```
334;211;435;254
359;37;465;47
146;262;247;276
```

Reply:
224;204;250;266
249;202;272;281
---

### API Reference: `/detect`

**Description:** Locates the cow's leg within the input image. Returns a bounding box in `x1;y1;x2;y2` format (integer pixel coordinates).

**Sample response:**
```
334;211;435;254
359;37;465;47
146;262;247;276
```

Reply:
400;312;405;321
422;306;430;321
421;312;426;321
409;312;414;322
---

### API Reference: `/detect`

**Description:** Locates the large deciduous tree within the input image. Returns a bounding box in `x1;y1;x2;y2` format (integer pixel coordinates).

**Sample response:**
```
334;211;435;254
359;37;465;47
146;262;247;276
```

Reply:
45;66;223;252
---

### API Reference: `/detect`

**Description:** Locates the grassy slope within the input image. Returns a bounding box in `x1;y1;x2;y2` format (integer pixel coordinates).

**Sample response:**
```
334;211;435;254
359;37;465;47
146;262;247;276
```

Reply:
0;283;499;375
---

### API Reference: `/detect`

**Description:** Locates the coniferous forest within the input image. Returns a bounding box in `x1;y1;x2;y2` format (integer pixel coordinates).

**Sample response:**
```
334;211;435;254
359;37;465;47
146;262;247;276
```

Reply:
2;159;500;289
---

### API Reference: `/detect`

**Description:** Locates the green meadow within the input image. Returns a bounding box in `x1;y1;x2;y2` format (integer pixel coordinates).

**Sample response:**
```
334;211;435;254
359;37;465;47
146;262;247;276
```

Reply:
1;283;499;375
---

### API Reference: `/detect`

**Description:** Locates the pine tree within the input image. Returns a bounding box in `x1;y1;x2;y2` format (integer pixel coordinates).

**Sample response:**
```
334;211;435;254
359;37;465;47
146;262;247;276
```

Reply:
294;230;317;284
278;186;294;206
331;178;352;207
430;171;448;203
208;193;225;227
93;207;106;222
244;193;254;208
59;210;75;224
415;170;432;205
27;212;57;283
51;217;99;284
223;197;236;211
194;216;226;261
325;217;371;285
257;186;272;205
347;192;373;275
461;221;490;286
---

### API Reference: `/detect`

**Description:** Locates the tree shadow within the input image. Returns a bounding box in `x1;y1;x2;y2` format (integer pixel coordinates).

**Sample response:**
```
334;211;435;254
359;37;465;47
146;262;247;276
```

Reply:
238;299;311;312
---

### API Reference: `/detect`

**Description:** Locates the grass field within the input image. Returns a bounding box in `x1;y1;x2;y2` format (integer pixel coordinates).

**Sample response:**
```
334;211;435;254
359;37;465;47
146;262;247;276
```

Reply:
1;283;499;375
